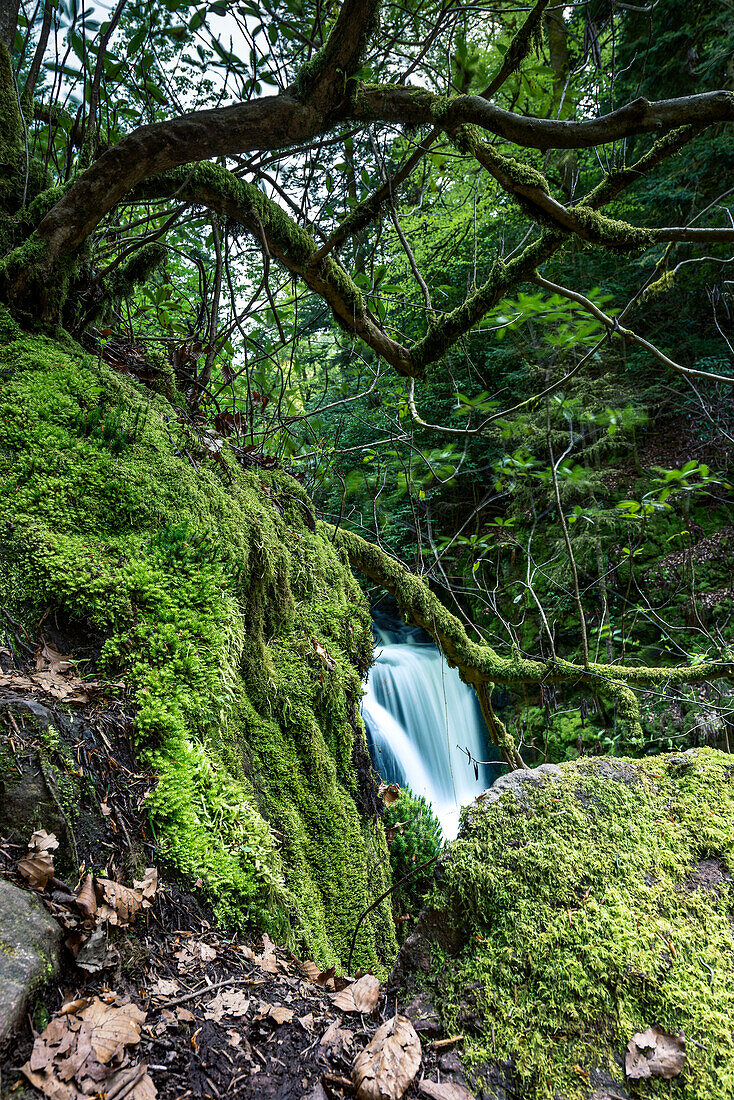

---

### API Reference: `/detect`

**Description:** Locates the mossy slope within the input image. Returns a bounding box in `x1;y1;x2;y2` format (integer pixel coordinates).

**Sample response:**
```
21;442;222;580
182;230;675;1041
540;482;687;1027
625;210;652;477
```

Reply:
417;749;734;1098
0;329;395;970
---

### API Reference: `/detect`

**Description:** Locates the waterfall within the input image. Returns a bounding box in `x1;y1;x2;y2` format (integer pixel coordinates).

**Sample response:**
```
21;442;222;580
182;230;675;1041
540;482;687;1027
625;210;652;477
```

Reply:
362;616;500;838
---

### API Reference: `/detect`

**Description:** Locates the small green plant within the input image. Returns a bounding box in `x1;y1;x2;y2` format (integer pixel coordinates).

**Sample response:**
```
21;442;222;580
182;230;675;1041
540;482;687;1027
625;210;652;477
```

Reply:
383;787;443;942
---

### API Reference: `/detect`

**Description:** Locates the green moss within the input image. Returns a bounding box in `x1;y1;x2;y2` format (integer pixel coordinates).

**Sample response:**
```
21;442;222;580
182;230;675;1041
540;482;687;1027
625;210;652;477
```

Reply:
424;750;734;1098
0;334;396;969
569;206;653;253
0;43;23;174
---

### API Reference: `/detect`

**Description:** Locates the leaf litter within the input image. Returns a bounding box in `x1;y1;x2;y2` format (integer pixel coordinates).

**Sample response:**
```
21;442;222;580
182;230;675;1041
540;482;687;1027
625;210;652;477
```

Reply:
9;829;461;1100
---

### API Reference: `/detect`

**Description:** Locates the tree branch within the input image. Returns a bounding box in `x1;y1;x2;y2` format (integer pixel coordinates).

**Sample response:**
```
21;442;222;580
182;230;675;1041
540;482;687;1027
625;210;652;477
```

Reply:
532;274;734;385
136;164;416;376
356;86;734;151
333;524;734;751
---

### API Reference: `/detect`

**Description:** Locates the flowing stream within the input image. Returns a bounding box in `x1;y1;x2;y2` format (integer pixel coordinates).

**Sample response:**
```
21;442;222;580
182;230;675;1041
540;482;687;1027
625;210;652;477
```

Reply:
362;615;500;838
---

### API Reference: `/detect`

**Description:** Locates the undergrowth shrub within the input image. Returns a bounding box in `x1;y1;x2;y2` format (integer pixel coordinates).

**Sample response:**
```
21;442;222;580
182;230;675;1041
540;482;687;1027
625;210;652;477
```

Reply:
383;787;443;942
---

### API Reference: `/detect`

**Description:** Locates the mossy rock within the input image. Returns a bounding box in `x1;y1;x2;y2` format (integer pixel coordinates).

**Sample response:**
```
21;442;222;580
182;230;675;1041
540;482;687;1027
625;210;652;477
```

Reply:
396;749;734;1098
0;334;396;970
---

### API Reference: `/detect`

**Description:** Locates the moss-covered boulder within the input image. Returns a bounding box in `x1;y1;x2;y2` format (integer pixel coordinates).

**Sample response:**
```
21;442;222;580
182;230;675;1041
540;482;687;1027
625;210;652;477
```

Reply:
0;332;395;970
396;750;734;1099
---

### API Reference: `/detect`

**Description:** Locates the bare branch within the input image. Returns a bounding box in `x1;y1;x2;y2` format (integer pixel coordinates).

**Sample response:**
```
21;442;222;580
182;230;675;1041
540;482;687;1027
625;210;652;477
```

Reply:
532;274;734;385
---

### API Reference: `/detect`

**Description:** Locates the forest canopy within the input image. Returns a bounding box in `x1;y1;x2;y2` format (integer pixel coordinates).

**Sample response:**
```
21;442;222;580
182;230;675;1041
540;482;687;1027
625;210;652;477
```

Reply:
1;0;733;765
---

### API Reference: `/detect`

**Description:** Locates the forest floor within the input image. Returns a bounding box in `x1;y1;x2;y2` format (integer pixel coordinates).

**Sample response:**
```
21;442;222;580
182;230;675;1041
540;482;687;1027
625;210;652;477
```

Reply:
0;861;465;1100
0;632;468;1100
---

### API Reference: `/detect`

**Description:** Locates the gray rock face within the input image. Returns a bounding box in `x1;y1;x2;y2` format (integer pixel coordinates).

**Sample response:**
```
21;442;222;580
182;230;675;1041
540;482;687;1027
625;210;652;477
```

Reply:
0;878;62;1046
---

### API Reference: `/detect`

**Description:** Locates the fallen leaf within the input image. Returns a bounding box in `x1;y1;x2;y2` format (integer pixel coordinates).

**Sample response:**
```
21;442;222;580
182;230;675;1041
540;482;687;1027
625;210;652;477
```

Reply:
175;939;217;970
257;1003;295;1025
150;979;179;997
299;1012;315;1032
17;830;59;890
204;991;250;1021
320;1019;354;1060
331;974;380;1014
352;1014;421;1100
75;874;97;920
21;997;154;1100
419;1083;476;1099
96;879;145;925
176;1007;195;1024
29;829;59;854
18;852;55;890
226;1029;242;1047
312;637;336;670
36;640;74;676
252;933;279;974
75;927;120;973
626;1026;686;1080
134;867;158;904
378;783;400;806
78;998;146;1063
60;999;92;1017
301;961;336;989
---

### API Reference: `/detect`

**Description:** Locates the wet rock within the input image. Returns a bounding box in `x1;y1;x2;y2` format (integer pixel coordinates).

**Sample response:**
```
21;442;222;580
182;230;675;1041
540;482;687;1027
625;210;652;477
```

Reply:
403;992;441;1037
0;696;70;849
393;750;734;1100
0;878;62;1046
391;907;461;989
684;856;732;898
470;764;562;816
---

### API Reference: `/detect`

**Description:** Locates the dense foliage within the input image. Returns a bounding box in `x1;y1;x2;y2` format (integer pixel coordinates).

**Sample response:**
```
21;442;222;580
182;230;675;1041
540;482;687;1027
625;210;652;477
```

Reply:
382;787;443;942
1;0;733;967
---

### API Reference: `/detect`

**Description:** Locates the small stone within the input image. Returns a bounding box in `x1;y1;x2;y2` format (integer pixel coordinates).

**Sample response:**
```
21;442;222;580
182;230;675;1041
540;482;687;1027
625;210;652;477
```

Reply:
403;993;441;1037
0;878;62;1046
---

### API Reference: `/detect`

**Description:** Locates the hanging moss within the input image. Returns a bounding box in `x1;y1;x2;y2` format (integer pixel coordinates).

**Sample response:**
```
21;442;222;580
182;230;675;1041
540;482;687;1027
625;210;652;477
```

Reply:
0;334;396;970
414;750;734;1099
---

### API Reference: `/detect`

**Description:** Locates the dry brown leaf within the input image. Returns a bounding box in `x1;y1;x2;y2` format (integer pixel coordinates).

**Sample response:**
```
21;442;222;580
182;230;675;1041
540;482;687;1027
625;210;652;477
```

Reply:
75;928;120;973
150;979;178;998
78;999;146;1063
176;1008;195;1024
331;974;380;1015
134;868;158;904
204;991;250;1021
625;1026;686;1080
298;1013;315;1033
311;636;336;670
175;939;217;970
301;960;336;988
29;830;60;854
96;879;144;926
352;1015;421;1100
320;1019;354;1060
74;875;97;921
18;851;55;890
21;997;153;1100
257;1003;294;1025
378;783;400;806
419;1082;475;1100
36;640;74;676
60;999;92;1017
103;1063;157;1100
252;932;280;974
17;829;59;890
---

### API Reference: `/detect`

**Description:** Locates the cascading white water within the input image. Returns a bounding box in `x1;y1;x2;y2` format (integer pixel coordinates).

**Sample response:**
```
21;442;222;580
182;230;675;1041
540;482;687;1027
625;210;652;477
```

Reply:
362;617;499;838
